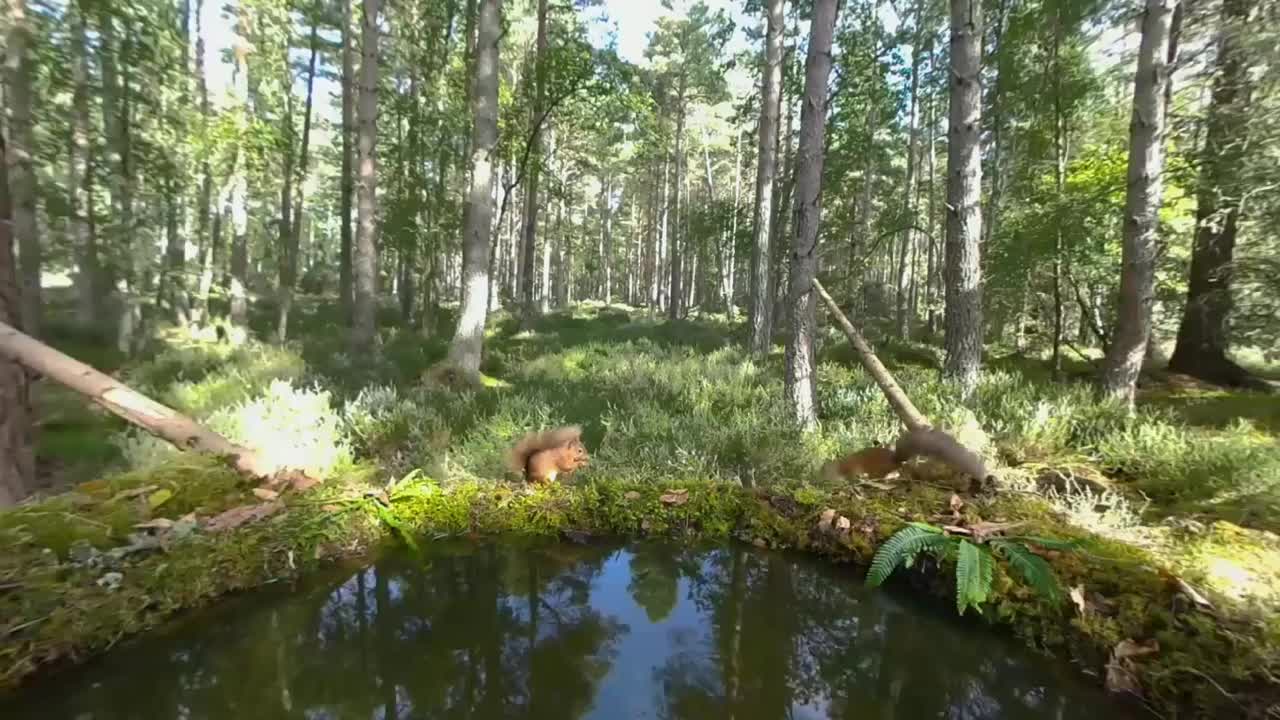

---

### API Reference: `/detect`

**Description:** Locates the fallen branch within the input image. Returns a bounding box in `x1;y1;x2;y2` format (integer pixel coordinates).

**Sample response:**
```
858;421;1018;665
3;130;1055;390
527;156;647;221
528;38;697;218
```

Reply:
811;278;930;432
0;321;279;479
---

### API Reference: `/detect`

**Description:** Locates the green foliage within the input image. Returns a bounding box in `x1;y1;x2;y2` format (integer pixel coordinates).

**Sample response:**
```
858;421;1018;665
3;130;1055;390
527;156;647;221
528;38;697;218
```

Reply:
955;539;994;615
867;523;1070;615
991;539;1063;605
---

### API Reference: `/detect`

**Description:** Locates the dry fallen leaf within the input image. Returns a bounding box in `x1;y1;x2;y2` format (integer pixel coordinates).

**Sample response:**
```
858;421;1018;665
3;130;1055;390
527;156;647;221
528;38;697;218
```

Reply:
1105;638;1160;696
659;489;689;506
1172;577;1214;611
835;516;852;534
203;501;285;533
1070;585;1088;616
949;493;965;518
253;488;280;501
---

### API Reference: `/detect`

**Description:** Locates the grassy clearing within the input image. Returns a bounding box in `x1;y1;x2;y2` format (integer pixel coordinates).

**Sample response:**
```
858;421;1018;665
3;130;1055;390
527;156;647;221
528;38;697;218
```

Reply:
6;298;1280;717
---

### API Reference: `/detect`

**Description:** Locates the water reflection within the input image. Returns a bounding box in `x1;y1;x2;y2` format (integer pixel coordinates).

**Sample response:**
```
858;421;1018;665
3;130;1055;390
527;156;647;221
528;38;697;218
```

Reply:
2;541;1133;719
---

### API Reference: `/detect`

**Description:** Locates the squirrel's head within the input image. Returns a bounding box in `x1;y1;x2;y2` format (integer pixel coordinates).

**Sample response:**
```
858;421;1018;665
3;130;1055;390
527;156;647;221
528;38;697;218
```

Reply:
562;438;589;468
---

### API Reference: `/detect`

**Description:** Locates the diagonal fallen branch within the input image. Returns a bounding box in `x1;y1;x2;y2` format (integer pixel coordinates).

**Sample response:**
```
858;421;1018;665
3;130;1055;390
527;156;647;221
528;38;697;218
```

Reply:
811;277;930;431
0;321;282;480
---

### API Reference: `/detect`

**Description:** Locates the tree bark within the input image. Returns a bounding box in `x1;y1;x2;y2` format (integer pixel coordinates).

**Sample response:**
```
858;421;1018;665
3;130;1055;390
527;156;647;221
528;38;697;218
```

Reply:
192;0;214;326
1100;0;1176;407
897;0;925;341
725;130;742;317
668;101;686;321
4;0;42;337
351;0;381;353
518;0;549;324
448;0;502;375
748;0;784;355
943;0;985;399
339;0;356;322
784;0;839;432
228;7;252;329
0;322;288;480
278;21;319;343
0;129;36;505
602;174;614;305
1167;0;1259;389
69;0;100;329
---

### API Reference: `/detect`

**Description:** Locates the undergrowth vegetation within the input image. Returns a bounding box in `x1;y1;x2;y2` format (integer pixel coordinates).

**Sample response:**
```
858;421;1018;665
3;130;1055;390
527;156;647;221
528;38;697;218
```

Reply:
10;299;1280;716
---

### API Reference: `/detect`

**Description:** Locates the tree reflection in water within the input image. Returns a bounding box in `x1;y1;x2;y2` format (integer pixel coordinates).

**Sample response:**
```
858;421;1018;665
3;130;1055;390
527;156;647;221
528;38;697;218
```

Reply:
3;542;1132;720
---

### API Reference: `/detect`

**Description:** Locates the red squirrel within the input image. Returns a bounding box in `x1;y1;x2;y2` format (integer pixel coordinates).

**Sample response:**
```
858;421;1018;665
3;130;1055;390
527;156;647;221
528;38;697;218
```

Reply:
507;426;589;484
823;428;991;484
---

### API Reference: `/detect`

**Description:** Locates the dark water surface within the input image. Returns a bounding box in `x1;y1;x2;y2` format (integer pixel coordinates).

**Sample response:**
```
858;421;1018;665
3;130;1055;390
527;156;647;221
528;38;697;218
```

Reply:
3;541;1135;719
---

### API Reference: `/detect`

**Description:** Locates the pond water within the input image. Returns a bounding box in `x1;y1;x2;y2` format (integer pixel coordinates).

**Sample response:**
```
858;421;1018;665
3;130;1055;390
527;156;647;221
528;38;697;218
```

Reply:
2;541;1136;719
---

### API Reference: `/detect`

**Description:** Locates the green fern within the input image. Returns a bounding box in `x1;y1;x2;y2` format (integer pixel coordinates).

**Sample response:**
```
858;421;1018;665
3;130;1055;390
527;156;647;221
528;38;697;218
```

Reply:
955;539;994;615
865;525;955;588
991;540;1064;605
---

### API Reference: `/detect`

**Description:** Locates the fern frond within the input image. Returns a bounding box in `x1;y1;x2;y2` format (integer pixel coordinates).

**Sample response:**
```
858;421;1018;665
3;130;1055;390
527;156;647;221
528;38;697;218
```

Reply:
992;540;1064;605
955;539;994;615
865;526;953;588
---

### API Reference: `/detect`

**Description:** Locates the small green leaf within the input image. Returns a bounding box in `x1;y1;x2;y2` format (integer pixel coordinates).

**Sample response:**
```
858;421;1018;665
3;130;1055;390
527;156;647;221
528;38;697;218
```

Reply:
147;489;173;509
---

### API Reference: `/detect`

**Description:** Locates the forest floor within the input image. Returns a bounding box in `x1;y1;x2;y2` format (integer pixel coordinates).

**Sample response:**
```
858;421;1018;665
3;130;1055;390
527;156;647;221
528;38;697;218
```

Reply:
3;294;1280;717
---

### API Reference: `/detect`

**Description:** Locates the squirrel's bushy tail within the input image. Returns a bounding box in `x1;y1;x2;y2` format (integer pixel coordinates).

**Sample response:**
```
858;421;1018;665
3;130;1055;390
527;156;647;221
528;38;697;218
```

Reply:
506;425;582;474
893;428;990;480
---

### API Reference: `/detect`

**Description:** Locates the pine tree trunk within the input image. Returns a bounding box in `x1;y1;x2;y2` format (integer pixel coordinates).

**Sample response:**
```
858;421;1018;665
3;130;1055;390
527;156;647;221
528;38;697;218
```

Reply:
1050;17;1067;380
517;0;548;324
602;174;613;305
784;0;839;431
748;0;782;353
983;0;1010;251
339;0;356;323
1167;0;1257;388
69;0;100;329
4;0;42;337
278;22;319;344
726;130;742;317
943;0;985;399
227;8;253;329
0;129;36;505
897;0;925;340
162;176;190;326
192;0;214;326
1100;0;1176;407
655;152;670;312
668;102;686;320
448;0;502;375
350;0;381;353
98;5;138;345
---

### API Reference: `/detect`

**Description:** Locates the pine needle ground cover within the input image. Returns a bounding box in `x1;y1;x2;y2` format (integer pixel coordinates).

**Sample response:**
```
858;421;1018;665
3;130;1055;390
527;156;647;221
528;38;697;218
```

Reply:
4;303;1279;717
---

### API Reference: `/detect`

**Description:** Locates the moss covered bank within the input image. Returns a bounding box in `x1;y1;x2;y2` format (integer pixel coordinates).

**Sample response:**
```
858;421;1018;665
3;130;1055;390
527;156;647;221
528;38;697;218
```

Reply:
2;457;1277;718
